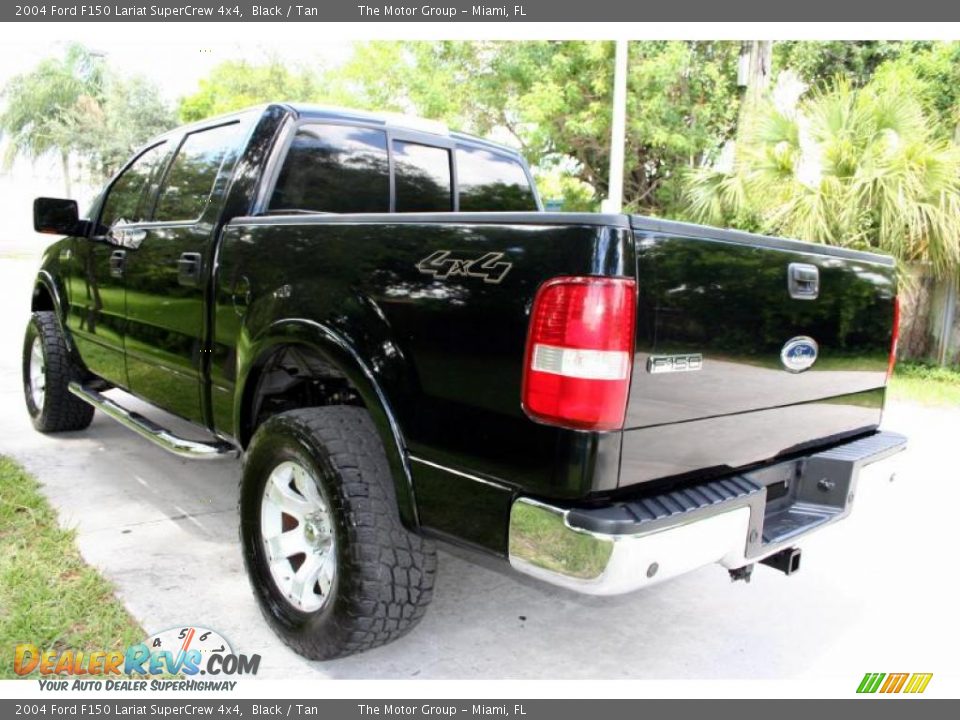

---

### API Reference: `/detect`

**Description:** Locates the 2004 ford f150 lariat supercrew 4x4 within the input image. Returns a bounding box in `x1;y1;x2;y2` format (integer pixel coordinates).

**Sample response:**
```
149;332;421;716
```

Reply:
25;104;906;659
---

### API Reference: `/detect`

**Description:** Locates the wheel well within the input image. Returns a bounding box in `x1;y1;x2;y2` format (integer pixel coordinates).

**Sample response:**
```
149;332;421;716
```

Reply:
32;284;55;313
239;344;364;448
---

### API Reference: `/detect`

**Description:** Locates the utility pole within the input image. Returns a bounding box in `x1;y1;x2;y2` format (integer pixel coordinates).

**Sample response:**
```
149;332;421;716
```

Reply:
601;40;629;214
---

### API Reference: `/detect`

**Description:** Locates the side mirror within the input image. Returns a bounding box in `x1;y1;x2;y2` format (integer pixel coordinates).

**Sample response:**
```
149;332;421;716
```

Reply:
33;197;83;235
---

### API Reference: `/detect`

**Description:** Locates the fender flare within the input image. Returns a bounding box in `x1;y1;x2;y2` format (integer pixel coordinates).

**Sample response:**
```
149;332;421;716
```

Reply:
33;270;76;354
236;318;420;530
34;270;64;315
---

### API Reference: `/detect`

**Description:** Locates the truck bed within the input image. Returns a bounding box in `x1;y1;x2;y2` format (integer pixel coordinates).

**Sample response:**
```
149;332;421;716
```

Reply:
214;210;896;550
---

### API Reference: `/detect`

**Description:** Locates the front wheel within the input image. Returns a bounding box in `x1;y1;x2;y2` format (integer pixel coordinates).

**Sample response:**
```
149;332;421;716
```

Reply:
240;406;437;660
22;311;94;433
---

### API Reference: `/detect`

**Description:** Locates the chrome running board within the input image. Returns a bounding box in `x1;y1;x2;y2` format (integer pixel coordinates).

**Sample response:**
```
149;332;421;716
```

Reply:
68;381;237;460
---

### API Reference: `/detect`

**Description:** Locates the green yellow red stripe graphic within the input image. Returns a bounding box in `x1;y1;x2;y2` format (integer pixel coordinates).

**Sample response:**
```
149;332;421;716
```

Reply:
857;672;933;694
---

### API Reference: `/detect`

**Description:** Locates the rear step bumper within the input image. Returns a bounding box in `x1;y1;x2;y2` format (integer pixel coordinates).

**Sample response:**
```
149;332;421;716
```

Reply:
68;382;237;459
508;430;907;595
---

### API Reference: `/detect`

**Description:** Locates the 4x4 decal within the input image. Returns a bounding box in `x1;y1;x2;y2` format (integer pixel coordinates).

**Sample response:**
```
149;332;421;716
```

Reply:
416;250;512;284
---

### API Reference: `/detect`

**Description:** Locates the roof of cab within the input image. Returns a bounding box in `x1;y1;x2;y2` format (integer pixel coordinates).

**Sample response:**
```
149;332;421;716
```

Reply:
278;102;523;157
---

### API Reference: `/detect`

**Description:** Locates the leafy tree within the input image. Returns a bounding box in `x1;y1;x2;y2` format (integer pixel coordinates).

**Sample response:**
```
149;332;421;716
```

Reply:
178;59;325;122
1;44;175;194
623;42;741;213
325;41;741;215
0;43;104;195
685;71;960;276
70;73;176;182
870;42;960;133
772;41;930;89
325;42;554;144
534;169;596;211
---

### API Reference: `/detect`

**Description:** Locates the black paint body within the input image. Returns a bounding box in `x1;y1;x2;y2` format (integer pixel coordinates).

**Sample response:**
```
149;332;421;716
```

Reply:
33;104;898;559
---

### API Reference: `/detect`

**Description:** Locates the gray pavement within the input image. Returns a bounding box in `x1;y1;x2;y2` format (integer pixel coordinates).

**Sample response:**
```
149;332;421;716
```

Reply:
0;248;956;680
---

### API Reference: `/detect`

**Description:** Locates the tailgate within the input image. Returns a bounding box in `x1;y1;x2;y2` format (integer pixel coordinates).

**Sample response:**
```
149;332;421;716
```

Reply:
621;216;897;486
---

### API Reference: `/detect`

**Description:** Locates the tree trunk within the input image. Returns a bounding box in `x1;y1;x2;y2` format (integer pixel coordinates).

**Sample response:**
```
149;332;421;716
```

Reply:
739;41;772;109
899;267;960;366
60;151;72;197
733;41;773;167
898;267;935;360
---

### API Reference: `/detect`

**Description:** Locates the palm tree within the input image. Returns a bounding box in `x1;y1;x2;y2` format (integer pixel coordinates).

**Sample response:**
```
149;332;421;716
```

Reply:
685;71;960;277
0;44;104;196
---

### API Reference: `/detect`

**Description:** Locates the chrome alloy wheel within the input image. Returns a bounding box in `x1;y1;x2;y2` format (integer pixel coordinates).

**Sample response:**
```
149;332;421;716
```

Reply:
260;460;336;613
28;336;46;411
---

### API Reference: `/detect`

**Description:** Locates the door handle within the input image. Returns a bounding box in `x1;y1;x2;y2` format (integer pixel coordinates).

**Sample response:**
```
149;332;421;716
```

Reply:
109;249;126;279
231;275;252;317
178;252;203;287
788;263;819;300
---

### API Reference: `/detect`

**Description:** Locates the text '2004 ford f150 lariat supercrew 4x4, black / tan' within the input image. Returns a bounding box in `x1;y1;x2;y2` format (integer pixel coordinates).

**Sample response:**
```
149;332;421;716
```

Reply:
26;103;906;659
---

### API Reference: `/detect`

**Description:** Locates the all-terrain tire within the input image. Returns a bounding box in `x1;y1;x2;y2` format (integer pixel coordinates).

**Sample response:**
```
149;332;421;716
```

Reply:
22;311;95;433
240;406;437;660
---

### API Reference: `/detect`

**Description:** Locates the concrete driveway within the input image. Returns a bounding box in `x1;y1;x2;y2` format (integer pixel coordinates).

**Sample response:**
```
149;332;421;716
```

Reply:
0;249;956;680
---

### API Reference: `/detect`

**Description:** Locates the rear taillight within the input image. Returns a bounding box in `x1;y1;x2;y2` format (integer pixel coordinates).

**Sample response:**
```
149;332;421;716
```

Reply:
887;295;900;381
522;276;637;431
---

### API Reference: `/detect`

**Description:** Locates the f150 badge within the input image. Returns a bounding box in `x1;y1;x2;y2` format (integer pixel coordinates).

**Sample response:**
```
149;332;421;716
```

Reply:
416;251;512;284
647;354;703;374
781;336;819;372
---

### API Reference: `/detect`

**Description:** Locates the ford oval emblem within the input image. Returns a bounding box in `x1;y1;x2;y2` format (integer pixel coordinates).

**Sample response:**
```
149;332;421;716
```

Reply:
781;336;819;373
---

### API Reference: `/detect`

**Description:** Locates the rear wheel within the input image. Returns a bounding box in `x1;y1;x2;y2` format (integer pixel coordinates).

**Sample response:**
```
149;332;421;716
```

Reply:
22;311;94;433
240;406;436;660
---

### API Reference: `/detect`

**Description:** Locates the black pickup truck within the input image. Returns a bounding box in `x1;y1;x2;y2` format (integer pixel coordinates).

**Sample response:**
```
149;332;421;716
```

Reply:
26;103;906;659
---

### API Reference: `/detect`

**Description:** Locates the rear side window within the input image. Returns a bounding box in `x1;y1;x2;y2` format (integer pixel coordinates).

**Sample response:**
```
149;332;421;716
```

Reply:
99;142;168;228
154;122;242;222
393;141;452;212
269;124;390;214
456;146;537;211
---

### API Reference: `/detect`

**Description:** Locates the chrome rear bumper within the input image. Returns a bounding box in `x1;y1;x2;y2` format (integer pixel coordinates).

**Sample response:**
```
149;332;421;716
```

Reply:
508;431;907;595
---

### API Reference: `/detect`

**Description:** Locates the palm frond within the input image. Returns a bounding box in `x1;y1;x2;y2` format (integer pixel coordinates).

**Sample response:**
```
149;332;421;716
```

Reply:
683;71;960;277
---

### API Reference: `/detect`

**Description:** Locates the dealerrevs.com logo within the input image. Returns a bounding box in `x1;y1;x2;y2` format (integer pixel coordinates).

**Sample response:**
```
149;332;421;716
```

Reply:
857;672;933;694
14;626;260;691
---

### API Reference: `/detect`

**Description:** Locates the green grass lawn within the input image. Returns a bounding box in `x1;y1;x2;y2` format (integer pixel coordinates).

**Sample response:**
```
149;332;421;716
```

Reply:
0;456;143;679
888;362;960;407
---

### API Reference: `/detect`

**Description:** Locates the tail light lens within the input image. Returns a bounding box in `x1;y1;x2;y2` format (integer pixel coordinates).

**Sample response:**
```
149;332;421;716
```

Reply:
522;276;637;431
887;295;900;381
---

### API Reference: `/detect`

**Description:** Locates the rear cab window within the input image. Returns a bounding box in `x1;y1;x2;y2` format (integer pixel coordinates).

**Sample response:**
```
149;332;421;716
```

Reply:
456;145;537;211
269;124;390;214
392;141;453;212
